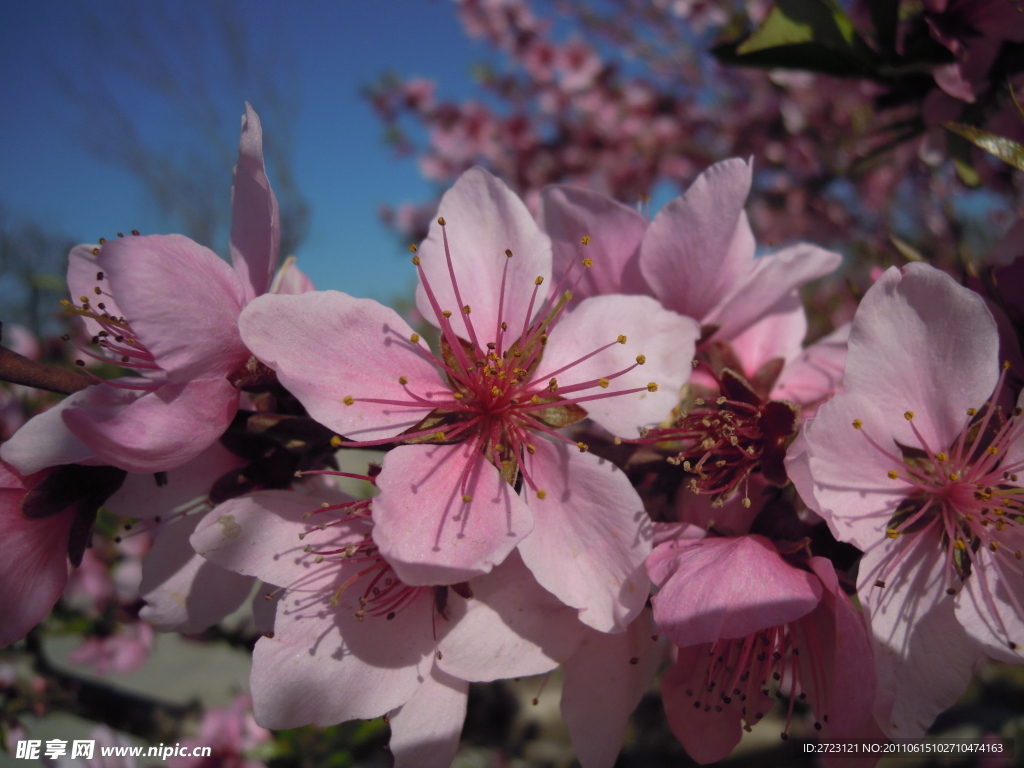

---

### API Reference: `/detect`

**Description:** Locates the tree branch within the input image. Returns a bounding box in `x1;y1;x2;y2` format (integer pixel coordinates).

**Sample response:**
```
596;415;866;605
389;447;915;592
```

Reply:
0;322;93;395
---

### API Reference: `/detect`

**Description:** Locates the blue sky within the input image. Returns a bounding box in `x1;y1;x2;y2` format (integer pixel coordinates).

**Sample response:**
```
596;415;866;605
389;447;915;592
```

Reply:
0;1;497;305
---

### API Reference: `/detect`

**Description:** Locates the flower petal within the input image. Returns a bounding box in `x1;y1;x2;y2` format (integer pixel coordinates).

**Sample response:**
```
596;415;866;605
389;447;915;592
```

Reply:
518;440;651;632
704;244;842;342
648;534;822;647
843;264;999;452
63;378;238;474
373;443;534;585
857;535;980;738
772;322;849;414
139;512;254;633
239;291;439;441
105;442;246;520
534;294;698;437
98;234;249;381
388;664;468;768
270;255;315;294
67;244;125;338
230;103;280;303
537;184;650;305
561;607;661;768
250;584;434;728
436;549;587;681
639;158;755;320
954;530;1024;663
661;644;748;764
0;473;73;647
414;167;552;342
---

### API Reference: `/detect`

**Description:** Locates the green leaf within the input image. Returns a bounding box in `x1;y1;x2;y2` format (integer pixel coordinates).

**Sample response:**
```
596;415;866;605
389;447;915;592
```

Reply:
890;235;927;263
732;0;880;75
945;122;1024;173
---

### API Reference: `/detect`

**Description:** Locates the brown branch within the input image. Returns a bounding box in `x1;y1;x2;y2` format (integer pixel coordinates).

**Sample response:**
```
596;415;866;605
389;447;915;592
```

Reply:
0;322;93;395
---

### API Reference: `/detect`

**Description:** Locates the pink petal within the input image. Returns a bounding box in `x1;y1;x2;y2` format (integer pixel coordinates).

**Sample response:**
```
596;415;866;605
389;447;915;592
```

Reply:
105;442;246;520
269;255;315;294
63;378;238;474
435;549;587;681
661;644;747;764
857;536;980;737
373;443;534;585
191;489;350;587
0;472;73;647
518;440;651;632
388;664;468;768
639;158;755;320
534;294;698;437
0;385;123;474
805;557;875;740
139;511;254;633
561;607;662;768
239;292;439;441
414;167;552;342
647;535;822;647
954;530;1024;663
250;583;434;728
230;104;280;303
704;244;842;342
537;184;650;305
771;322;850;414
843;264;999;453
725;298;808;377
98;234;250;381
67;244;125;338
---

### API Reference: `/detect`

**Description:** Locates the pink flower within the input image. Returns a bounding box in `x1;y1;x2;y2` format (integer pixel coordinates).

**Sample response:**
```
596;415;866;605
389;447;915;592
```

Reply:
239;167;697;631
0;461;74;647
649;531;875;762
167;694;270;768
0;104;300;476
787;263;1024;736
190;487;588;768
68;621;154;675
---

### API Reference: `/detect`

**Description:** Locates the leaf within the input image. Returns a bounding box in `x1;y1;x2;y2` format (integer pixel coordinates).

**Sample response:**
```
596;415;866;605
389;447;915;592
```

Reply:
531;399;589;429
890;235;926;263
728;0;880;76
945;122;1024;173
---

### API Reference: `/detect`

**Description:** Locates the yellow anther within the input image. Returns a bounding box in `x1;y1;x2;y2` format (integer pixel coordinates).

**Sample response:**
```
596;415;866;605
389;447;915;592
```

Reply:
582;257;593;267
886;528;900;539
526;444;536;454
504;248;513;257
741;497;751;509
442;310;452;318
598;378;610;388
462;305;471;315
954;539;966;551
617;335;627;344
453;392;464;400
98;237;106;244
636;354;646;365
60;299;70;307
1004;360;1011;370
411;255;421;266
398;376;408;385
904;411;914;421
409;243;418;253
968;407;977;416
989;542;1000;552
537;489;547;500
948;472;960;481
433;431;445;441
79;296;89;304
462;494;473;503
343;396;355;406
717;396;727;405
988;446;999;455
535;276;544;286
410;333;420;343
852;419;863;429
580;235;590;245
330;435;343;448
539;334;548;345
437;216;446;226
91;247;100;255
936;452;948;462
1015;550;1022;560
647;382;658;392
491;386;502;396
531;395;540;404
577;442;589;452
888;470;899;479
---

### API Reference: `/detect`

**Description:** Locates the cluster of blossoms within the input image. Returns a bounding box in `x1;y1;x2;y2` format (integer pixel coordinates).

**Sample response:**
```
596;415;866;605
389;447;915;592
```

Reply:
2;100;1023;767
